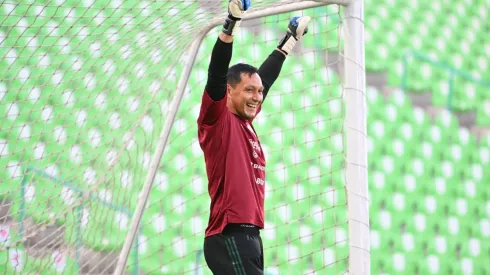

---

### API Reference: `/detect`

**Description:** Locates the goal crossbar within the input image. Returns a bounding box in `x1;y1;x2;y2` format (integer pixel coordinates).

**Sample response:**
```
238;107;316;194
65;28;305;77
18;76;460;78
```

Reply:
113;0;369;274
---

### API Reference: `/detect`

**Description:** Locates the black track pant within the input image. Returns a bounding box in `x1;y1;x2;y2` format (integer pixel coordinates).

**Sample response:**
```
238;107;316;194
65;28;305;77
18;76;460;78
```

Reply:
204;224;264;275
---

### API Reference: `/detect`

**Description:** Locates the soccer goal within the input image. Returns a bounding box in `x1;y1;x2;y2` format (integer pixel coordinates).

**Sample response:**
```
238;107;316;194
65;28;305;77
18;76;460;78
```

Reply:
0;0;368;274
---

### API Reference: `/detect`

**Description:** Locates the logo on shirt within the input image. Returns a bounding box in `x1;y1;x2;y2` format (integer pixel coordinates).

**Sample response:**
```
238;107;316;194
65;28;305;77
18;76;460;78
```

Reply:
255;178;265;185
247;138;261;158
249;139;261;152
250;162;265;185
252;163;265;171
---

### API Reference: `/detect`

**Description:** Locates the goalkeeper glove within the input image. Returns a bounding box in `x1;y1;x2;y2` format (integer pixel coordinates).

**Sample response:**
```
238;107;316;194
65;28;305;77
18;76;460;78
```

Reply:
222;0;251;35
278;16;311;55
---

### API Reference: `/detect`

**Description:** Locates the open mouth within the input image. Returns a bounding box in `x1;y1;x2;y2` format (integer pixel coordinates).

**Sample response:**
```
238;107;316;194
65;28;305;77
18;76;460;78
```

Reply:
246;103;257;109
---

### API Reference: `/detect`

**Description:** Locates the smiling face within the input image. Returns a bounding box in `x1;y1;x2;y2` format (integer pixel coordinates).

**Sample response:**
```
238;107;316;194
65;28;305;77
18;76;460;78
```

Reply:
227;72;264;120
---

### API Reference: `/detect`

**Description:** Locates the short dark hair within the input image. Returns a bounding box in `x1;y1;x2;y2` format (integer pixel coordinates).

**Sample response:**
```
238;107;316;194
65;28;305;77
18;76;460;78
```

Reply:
227;63;259;88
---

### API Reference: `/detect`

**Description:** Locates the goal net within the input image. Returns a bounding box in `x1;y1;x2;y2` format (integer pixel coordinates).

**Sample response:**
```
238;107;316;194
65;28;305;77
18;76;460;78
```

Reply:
0;0;368;274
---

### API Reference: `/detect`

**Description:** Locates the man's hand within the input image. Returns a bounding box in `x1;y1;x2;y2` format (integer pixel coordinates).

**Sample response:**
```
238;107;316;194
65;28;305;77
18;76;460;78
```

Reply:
288;16;311;39
228;0;250;20
222;0;251;36
277;16;311;55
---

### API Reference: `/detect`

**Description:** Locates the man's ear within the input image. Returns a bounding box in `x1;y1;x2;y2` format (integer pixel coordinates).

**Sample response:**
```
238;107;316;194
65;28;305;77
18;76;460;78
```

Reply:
226;84;233;98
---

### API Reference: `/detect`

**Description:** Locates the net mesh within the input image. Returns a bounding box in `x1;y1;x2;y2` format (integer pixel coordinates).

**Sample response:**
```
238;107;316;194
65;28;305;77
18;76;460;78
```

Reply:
0;1;349;274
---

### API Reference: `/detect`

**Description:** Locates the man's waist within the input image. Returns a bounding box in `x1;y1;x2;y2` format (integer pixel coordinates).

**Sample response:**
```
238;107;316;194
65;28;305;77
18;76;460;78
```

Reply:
222;223;261;235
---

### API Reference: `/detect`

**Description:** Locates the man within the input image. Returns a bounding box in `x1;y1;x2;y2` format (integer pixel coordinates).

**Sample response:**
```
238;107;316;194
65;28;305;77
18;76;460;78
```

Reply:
197;0;310;274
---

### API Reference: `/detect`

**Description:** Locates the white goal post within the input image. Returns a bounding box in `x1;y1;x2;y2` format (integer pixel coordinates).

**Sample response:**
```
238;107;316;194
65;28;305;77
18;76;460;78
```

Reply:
114;0;369;274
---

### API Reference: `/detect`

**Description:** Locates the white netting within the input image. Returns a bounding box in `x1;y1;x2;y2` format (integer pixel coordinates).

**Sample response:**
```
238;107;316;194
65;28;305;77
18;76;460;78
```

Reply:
0;1;352;274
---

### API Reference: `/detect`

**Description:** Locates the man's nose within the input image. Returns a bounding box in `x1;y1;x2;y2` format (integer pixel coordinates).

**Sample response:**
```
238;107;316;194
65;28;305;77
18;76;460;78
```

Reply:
252;93;262;102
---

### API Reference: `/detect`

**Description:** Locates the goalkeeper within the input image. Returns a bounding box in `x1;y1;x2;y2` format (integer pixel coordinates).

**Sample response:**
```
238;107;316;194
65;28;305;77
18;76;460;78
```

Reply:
197;0;310;274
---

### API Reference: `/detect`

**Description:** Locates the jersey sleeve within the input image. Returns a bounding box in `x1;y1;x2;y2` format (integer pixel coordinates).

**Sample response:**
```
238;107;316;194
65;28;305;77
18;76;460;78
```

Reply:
197;89;227;126
258;50;286;101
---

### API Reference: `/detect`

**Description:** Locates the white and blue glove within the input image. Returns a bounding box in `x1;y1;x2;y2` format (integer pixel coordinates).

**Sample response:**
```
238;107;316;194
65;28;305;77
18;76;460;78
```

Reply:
278;16;311;55
222;0;251;35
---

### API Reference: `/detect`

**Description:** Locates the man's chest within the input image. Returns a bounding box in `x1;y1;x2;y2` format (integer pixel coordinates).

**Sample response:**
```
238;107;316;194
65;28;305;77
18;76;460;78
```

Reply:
221;117;267;188
229;119;265;165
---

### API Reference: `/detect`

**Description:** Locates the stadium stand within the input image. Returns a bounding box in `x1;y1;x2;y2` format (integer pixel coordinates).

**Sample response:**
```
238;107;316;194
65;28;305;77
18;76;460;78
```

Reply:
0;0;489;274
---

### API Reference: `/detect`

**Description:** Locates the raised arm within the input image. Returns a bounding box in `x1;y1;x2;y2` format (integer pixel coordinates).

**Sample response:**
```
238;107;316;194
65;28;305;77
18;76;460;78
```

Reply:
205;0;251;101
257;50;286;101
259;16;311;101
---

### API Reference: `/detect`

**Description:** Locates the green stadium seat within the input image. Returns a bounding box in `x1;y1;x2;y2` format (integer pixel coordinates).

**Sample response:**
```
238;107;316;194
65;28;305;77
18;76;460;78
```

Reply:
418;255;453;274
369;170;388;193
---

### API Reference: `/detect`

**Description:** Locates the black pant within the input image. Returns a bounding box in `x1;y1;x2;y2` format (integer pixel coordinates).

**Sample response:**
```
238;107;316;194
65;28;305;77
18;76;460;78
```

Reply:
204;224;264;275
